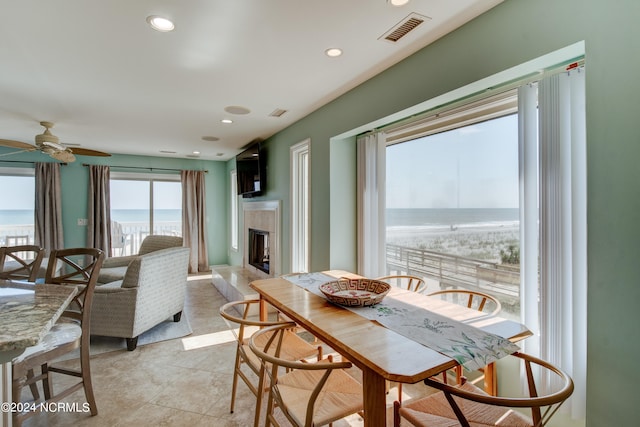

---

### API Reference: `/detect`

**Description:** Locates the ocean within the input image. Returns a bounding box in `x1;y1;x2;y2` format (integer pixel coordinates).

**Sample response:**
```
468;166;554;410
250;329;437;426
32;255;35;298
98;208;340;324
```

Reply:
386;208;519;229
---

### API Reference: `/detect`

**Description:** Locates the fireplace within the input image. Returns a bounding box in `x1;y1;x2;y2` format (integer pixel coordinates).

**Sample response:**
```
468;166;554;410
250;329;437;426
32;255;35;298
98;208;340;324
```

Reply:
248;228;270;274
243;200;280;278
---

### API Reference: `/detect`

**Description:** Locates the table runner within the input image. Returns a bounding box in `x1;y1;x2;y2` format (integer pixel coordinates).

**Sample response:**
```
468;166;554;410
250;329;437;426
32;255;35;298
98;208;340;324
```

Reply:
284;272;519;371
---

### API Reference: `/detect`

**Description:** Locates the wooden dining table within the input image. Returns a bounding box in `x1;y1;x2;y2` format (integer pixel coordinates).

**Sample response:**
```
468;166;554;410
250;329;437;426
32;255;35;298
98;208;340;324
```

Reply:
250;270;531;427
0;280;78;427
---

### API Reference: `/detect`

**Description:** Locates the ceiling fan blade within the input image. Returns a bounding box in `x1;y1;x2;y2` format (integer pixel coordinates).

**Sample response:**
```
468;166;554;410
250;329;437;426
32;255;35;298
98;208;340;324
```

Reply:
0;139;37;150
68;147;111;157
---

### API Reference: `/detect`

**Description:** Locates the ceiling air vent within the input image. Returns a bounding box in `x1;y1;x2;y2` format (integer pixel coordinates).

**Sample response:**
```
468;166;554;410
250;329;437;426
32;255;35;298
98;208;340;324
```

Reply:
380;13;430;43
269;108;288;118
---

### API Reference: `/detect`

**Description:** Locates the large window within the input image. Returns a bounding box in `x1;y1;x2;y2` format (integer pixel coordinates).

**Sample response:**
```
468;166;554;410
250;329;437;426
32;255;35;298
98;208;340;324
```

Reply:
386;108;521;319
374;59;586;417
110;173;181;255
0;167;35;246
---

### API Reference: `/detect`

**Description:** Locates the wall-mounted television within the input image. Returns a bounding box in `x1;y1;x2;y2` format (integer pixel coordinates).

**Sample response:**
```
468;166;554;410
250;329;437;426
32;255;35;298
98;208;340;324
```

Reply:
236;141;265;198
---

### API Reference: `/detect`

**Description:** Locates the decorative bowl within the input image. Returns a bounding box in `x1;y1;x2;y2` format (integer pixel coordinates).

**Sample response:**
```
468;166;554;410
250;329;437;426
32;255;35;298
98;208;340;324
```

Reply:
319;278;391;307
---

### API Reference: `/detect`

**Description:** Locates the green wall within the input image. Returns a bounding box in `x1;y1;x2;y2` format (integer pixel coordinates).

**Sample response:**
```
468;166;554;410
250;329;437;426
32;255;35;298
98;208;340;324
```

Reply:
0;150;229;265
247;0;640;424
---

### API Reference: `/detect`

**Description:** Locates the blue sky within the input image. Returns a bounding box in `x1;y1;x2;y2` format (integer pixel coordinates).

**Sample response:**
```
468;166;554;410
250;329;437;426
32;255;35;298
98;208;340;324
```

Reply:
0;176;181;210
386;114;519;209
0;175;34;209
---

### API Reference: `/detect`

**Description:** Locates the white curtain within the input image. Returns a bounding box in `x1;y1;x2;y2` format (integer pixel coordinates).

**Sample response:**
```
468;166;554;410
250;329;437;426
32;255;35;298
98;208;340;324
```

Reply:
518;83;540;358
539;68;587;419
520;67;586;419
356;132;386;278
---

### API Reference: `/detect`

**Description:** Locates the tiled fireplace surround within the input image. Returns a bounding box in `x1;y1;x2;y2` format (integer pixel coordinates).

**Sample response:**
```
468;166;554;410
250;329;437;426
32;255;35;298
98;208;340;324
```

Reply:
212;200;280;302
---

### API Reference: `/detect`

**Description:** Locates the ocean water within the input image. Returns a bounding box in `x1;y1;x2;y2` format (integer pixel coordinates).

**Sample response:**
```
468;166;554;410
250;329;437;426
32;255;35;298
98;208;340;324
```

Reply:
386;208;519;229
0;209;181;225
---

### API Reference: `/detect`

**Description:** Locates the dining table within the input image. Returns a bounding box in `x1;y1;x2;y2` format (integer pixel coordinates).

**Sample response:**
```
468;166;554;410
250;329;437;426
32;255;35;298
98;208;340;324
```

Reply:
250;270;532;427
0;280;78;427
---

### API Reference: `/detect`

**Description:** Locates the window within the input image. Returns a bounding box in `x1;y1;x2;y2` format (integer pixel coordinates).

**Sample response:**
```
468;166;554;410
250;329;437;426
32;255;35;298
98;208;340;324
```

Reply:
110;172;181;255
290;139;311;273
0;167;35;246
230;170;239;251
385;93;521;319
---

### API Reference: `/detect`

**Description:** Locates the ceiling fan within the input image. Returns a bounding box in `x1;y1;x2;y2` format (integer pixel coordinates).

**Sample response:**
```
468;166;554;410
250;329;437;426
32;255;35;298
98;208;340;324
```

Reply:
0;121;111;162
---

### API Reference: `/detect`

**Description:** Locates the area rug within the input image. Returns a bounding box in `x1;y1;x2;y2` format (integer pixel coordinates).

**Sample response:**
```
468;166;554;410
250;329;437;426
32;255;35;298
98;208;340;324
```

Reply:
59;315;192;360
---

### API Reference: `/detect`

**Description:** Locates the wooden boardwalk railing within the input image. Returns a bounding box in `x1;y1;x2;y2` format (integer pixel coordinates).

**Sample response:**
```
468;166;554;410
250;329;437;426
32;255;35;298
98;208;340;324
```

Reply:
385;244;521;305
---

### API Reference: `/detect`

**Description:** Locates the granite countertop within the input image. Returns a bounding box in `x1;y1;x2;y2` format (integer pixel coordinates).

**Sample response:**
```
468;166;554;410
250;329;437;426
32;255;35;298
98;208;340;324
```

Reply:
0;281;77;353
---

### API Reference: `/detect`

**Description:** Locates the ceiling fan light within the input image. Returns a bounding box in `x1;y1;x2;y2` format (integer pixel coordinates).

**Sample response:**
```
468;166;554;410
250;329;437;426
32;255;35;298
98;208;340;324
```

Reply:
50;150;76;163
146;15;175;32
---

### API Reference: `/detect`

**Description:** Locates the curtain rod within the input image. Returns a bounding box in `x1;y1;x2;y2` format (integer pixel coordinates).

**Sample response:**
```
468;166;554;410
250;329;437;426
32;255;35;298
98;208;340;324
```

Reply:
82;163;208;173
0;160;67;166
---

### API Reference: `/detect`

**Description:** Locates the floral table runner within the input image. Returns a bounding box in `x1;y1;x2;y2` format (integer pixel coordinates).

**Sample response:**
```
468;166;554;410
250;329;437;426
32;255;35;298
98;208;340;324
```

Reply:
283;272;520;371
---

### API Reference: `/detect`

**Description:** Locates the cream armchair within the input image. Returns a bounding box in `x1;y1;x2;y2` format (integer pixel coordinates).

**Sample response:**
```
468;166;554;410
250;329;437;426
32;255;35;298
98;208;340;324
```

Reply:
98;234;183;284
90;246;191;350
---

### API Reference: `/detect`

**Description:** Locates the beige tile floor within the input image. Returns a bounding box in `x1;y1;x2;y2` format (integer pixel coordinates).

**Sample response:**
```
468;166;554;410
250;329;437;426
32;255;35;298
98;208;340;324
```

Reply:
19;274;430;426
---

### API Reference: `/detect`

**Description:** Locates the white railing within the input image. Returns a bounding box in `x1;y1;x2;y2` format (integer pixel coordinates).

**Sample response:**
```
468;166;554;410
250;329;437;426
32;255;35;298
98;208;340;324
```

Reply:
112;221;181;256
0;222;180;256
0;224;35;246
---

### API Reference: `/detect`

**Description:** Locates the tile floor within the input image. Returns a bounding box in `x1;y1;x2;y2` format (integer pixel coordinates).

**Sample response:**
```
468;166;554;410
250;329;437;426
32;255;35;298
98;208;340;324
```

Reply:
19;274;429;426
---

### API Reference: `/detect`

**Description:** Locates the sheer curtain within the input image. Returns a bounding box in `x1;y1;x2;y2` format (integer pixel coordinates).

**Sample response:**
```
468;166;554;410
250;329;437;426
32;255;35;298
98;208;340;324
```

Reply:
519;67;586;419
87;165;111;254
34;162;64;252
181;170;209;273
356;132;386;278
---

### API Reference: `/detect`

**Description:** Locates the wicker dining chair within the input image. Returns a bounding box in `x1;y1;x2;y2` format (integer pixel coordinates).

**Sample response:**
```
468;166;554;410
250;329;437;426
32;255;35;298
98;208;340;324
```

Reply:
428;289;502;316
376;274;427;294
394;351;574;427
12;248;104;426
249;322;364;427
219;300;322;427
0;245;45;282
428;288;503;394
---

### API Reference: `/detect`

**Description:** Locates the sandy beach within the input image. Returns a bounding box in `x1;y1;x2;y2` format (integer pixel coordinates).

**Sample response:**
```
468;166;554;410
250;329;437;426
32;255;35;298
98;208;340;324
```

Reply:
386;222;520;264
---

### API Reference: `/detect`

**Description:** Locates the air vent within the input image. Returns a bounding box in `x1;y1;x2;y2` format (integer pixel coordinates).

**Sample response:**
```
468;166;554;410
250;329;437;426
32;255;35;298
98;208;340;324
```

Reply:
380;13;430;43
269;108;288;118
159;150;177;154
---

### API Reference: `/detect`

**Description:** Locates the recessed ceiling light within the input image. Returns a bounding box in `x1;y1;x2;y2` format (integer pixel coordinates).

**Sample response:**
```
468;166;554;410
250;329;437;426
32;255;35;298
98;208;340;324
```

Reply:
146;15;175;32
201;136;220;142
325;48;343;58
388;0;410;6
221;119;233;124
224;106;251;115
192;151;200;155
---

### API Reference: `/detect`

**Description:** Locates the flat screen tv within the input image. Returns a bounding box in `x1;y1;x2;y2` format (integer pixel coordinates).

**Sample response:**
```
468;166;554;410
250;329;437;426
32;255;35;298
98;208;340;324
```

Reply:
236;141;264;198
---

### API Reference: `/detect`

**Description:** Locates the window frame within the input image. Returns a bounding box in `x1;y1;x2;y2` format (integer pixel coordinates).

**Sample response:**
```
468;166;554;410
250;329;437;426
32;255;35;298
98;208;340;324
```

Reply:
109;171;182;251
290;139;311;273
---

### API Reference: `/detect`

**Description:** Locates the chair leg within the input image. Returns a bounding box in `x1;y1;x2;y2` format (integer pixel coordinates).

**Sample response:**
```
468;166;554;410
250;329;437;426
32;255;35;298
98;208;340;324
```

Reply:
26;369;41;401
173;311;182;322
126;337;138;351
42;363;53;400
230;349;242;413
80;338;98;416
393;401;402;427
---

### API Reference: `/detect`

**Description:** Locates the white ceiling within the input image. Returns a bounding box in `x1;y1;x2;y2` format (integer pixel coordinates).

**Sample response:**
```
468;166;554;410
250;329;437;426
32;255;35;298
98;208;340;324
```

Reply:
0;0;501;161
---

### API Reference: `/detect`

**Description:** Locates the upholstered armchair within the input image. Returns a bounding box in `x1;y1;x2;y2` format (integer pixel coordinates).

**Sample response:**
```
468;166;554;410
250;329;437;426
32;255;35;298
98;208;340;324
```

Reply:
90;246;190;350
97;234;183;284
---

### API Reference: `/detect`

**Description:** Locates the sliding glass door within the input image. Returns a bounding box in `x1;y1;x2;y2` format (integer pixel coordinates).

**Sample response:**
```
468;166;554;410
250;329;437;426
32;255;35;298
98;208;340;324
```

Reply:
110;173;181;255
